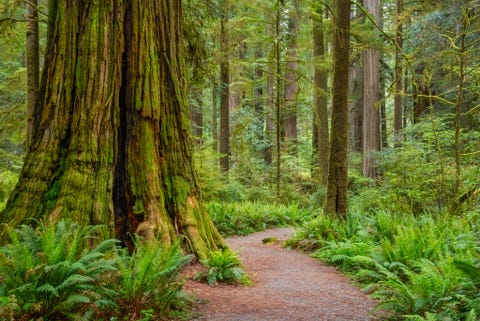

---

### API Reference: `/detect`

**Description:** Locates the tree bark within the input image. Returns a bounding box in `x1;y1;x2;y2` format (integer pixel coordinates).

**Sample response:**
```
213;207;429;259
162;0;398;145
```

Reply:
284;0;299;152
212;78;218;152
413;64;431;123
324;0;350;217
26;0;39;150
312;4;329;185
349;55;363;152
219;14;230;173
275;0;284;196
254;49;265;158
393;0;403;146
348;6;363;152
190;88;203;145
264;63;274;165
1;0;225;260
362;0;380;179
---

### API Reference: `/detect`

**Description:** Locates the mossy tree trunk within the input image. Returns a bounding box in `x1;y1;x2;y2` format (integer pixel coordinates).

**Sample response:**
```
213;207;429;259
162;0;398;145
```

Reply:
393;0;403;146
1;0;225;260
26;0;39;149
312;3;329;185
362;0;380;179
284;0;299;153
219;8;230;174
324;0;350;218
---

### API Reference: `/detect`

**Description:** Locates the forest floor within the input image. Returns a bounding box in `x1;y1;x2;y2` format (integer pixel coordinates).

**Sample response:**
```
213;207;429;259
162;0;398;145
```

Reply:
183;228;378;321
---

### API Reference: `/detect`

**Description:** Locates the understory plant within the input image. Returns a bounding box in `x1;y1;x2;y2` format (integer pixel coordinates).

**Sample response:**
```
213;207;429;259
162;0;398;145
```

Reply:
0;221;193;321
0;220;118;320
207;201;310;236
195;249;249;286
291;210;480;320
114;238;192;320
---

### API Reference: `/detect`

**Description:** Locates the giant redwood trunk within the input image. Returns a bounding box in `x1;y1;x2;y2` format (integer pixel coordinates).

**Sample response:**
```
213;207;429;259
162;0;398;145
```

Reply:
1;0;225;260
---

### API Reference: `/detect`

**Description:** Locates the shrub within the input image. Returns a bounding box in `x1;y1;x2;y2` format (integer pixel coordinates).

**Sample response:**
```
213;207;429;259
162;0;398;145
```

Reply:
293;210;480;320
0;221;118;320
195;249;249;286
0;170;18;212
207;201;310;236
114;238;192;320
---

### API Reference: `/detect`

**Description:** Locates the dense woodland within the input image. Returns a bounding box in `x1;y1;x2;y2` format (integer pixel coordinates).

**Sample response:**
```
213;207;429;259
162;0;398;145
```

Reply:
0;0;479;320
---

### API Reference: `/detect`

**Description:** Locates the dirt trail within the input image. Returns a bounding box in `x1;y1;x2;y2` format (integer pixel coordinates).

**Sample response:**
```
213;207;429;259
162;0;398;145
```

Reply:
184;228;377;321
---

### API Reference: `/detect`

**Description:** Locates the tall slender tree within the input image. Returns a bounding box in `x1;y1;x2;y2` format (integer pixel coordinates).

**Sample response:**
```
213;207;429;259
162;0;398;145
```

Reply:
362;0;380;178
393;0;403;146
1;0;225;259
26;0;39;149
284;0;299;152
312;3;329;185
324;0;350;217
349;54;363;152
219;6;230;173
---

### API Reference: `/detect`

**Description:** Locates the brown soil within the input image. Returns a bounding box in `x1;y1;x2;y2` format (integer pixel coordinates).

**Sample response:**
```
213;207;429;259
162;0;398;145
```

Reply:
184;228;378;321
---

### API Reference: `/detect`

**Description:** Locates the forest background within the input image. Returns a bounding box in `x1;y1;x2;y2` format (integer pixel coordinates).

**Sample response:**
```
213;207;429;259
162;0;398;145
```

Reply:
0;0;480;320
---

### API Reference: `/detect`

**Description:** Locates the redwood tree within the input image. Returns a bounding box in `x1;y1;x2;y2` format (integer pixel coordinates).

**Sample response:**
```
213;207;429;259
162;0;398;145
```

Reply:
219;8;230;173
312;3;329;185
284;0;299;151
324;0;350;217
362;0;380;178
1;0;225;260
26;0;39;149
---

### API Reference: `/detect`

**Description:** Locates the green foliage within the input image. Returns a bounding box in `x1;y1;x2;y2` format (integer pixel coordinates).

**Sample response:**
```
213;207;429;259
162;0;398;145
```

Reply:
0;220;118;320
0;221;194;321
0;170;18;211
207;201;310;236
293;210;480;320
114;238;192;320
195;249;249;286
348;118;480;215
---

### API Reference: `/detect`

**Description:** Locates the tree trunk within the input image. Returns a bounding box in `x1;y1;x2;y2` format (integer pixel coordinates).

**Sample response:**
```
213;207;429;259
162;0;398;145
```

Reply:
254;50;265;158
393;0;403;146
413;64;431;123
312;4;329;185
349;55;363;152
212;78;218;152
284;0;299;153
1;0;225;260
324;0;350;217
348;4;363;152
264;63;274;165
454;10;467;196
275;0;284;197
26;0;39;150
219;14;230;173
190;88;203;145
362;0;380;179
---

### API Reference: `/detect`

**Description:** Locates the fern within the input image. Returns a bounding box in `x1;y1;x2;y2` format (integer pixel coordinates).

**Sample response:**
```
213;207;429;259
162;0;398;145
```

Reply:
114;237;192;319
196;248;249;286
0;220;118;320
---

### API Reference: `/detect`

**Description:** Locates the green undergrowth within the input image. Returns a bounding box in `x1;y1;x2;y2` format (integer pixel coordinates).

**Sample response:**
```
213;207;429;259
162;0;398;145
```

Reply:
206;201;311;236
0;170;18;212
0;220;192;321
288;210;480;320
194;248;249;286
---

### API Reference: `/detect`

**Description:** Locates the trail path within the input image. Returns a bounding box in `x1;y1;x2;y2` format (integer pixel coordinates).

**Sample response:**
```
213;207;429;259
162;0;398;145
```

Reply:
184;228;377;321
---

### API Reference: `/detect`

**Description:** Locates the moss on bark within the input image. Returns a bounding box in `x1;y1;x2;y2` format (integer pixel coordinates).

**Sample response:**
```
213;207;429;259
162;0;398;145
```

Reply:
1;0;225;260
